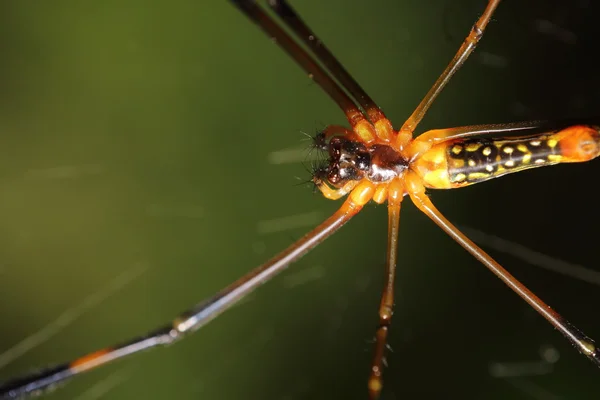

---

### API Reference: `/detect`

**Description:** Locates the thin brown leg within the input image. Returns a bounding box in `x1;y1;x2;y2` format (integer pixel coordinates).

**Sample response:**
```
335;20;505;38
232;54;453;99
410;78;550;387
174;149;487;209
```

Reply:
267;0;387;124
404;171;600;366
368;179;404;400
0;195;367;399
231;0;366;127
401;0;502;134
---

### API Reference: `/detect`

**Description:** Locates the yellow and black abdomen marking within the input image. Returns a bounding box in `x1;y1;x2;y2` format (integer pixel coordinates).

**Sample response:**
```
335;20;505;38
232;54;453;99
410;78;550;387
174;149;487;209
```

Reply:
447;135;560;184
413;125;600;189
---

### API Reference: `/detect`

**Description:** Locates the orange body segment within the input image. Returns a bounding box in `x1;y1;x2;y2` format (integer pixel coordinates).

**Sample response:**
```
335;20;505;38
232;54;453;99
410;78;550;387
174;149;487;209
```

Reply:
409;144;453;189
555;125;600;162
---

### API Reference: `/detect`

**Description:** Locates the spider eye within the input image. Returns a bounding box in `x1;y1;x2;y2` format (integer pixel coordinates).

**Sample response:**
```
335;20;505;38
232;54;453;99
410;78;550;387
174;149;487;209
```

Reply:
329;137;342;160
327;165;341;184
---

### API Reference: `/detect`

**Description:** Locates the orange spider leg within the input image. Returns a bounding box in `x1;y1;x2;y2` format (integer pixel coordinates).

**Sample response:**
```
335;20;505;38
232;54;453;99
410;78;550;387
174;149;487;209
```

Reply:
368;178;404;400
397;0;502;148
316;180;359;201
337;115;395;147
404;171;600;366
0;186;377;398
373;118;395;143
354;117;396;145
347;180;376;205
372;185;389;204
354;119;378;144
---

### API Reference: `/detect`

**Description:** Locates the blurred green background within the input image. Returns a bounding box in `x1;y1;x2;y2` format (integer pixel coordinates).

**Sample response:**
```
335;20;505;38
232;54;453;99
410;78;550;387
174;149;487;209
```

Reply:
1;0;600;399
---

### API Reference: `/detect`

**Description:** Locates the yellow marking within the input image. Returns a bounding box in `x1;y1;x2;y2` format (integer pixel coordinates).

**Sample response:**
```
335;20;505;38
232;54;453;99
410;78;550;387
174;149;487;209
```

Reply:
517;144;529;153
451;145;463;155
547;138;558;148
522;153;532;164
503;146;514;154
468;159;476;167
530;140;542;146
534;158;545;164
485;165;494;172
455;173;467;182
422;145;446;164
450;158;465;169
466;143;480;152
505;160;515;167
468;172;489;181
482;147;492;156
422;169;451;189
548;154;562;162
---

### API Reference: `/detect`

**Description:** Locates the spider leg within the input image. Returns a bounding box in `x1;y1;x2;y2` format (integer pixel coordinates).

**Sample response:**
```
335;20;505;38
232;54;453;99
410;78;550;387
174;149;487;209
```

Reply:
315;180;359;201
231;0;365;127
404;171;600;366
368;179;404;400
0;190;376;399
399;0;502;137
267;0;387;126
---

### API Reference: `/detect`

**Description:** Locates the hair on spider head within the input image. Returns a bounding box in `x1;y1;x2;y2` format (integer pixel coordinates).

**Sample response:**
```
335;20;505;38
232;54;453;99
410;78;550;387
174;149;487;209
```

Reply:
312;130;329;151
299;129;329;165
295;159;327;193
309;159;330;193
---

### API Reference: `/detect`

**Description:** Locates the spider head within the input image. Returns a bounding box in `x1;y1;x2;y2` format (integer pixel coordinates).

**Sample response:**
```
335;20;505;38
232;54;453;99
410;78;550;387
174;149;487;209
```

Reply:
312;134;371;189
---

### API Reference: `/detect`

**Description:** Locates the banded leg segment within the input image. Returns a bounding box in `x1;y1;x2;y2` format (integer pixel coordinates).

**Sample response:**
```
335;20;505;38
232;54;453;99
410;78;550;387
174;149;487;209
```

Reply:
231;0;365;127
0;195;371;399
267;0;387;125
0;327;178;399
404;171;600;367
399;0;502;136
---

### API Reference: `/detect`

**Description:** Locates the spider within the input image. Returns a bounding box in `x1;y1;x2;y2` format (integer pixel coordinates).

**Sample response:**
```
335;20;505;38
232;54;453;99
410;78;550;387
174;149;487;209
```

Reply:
1;0;600;398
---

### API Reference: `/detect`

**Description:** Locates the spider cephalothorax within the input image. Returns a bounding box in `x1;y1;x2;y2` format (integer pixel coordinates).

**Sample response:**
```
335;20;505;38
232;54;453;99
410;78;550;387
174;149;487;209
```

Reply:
312;130;409;190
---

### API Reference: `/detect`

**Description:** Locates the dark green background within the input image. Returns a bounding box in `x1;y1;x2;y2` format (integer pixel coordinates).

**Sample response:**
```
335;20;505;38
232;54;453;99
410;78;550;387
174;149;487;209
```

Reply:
1;1;600;399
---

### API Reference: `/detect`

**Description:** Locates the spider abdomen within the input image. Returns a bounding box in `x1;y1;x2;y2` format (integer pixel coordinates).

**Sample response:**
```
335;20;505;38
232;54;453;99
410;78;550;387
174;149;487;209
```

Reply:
412;124;600;189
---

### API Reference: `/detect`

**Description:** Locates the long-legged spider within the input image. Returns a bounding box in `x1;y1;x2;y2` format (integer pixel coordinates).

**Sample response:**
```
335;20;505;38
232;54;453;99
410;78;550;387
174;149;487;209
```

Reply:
1;0;600;398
